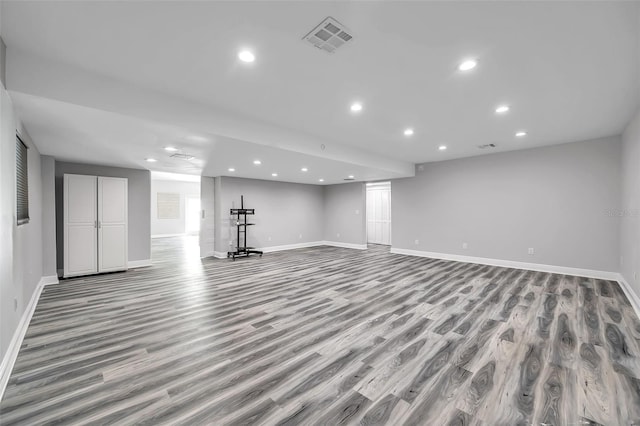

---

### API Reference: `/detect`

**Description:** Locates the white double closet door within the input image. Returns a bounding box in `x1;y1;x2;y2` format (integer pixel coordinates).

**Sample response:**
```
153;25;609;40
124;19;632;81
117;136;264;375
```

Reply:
64;174;128;278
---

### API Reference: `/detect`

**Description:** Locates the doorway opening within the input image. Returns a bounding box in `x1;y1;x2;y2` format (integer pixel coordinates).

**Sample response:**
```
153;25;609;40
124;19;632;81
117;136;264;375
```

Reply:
150;172;201;263
366;182;391;245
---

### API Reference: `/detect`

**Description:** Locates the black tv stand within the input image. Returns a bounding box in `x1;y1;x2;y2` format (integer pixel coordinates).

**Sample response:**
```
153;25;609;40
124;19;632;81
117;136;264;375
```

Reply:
227;195;263;260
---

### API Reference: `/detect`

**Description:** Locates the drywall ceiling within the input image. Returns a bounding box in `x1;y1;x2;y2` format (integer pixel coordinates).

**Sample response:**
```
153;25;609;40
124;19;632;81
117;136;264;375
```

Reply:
2;1;639;183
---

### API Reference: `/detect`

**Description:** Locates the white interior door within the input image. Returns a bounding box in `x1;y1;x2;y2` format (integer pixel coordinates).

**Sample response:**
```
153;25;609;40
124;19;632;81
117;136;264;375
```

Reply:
98;177;128;272
64;174;98;277
367;183;391;245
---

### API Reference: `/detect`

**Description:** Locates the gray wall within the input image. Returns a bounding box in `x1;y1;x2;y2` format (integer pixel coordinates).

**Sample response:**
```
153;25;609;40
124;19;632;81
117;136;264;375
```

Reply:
55;161;151;270
621;109;640;291
40;155;56;277
199;176;215;258
392;136;622;272
214;176;323;254
0;36;6;88
0;82;43;366
323;182;366;245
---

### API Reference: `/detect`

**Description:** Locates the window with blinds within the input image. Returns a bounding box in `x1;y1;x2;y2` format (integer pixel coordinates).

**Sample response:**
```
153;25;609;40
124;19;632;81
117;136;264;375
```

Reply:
16;135;29;225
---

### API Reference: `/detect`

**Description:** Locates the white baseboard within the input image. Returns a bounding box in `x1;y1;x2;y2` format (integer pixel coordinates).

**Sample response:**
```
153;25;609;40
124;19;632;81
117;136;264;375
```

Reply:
128;259;152;269
389;247;619;280
321;241;368;250
151;233;185;239
261;241;324;253
0;277;46;401
617;274;640;320
213;251;228;259
40;275;59;285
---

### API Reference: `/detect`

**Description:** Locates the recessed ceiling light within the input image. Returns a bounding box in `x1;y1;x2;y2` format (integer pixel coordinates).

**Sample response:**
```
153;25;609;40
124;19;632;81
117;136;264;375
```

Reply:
271;173;278;177
438;145;447;151
516;131;527;137
348;175;354;179
319;178;324;182
145;158;157;162
301;167;308;172
350;102;363;113
458;59;477;71
164;146;178;152
495;105;510;114
238;50;255;63
228;167;235;172
404;128;414;136
253;160;262;165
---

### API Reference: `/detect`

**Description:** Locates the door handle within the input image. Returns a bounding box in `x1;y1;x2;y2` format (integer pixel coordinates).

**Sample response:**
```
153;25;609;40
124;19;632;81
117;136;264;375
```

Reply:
98;221;101;229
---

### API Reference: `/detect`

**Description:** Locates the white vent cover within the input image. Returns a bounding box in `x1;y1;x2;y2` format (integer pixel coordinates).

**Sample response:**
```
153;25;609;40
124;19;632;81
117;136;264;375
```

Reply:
477;143;497;150
170;153;195;160
303;17;353;54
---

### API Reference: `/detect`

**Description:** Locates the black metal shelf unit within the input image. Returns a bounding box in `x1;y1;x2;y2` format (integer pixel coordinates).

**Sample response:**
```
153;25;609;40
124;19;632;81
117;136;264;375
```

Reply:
227;195;263;260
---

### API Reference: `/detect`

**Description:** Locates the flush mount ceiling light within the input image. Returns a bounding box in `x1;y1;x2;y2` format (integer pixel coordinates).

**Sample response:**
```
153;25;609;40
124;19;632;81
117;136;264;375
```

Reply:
350;102;363;113
164;146;178;152
516;131;527;137
253;160;262;165
301;167;308;172
438;145;447;151
145;158;157;162
319;178;324;182
495;105;510;114
238;50;255;63
271;173;278;177
348;175;354;179
458;59;477;71
404;128;414;136
228;167;235;172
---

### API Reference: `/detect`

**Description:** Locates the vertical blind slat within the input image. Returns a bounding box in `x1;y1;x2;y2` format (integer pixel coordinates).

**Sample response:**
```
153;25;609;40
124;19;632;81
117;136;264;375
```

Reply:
16;135;29;224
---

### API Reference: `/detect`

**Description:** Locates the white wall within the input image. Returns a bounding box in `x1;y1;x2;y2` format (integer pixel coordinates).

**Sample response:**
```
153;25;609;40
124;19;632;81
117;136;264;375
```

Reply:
391;136;622;273
0;80;44;368
621;109;640;291
323;182;366;246
150;179;200;237
213;176;324;254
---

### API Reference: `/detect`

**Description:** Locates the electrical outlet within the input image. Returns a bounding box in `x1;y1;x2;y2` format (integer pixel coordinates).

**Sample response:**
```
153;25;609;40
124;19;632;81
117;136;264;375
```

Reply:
299;234;302;239
528;248;535;255
355;209;359;215
414;239;419;245
337;233;340;238
634;272;638;281
268;236;271;241
462;242;468;250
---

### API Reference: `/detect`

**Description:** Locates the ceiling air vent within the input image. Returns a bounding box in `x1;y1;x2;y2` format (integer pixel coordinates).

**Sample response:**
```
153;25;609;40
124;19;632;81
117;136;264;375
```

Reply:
303;17;353;54
477;143;497;150
170;153;195;160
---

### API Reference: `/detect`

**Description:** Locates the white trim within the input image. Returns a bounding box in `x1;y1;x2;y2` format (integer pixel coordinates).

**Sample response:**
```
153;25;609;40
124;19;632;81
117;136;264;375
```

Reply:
213;251;228;259
0;278;45;401
128;259;152;269
389;248;619;280
261;241;324;253
151;233;185;239
617;274;640;320
40;275;59;285
322;241;368;250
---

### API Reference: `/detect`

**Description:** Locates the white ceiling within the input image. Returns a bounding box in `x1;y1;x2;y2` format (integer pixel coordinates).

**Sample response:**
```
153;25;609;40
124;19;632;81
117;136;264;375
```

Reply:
2;1;639;184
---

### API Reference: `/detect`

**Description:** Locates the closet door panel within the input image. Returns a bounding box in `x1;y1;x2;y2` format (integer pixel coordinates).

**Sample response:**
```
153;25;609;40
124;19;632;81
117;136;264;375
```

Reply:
98;177;128;272
64;174;98;277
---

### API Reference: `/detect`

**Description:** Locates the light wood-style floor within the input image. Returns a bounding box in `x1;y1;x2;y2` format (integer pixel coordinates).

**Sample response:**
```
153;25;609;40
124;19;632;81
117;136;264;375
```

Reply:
1;237;640;425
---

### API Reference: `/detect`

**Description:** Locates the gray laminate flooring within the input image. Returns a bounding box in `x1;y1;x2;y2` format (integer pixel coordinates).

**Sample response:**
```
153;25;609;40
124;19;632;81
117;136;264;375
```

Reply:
1;236;640;425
